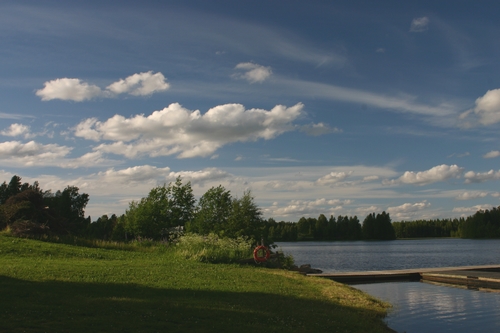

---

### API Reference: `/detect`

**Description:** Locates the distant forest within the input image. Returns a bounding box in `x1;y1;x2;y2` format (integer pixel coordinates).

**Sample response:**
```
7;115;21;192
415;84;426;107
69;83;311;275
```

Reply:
265;208;500;241
0;175;499;242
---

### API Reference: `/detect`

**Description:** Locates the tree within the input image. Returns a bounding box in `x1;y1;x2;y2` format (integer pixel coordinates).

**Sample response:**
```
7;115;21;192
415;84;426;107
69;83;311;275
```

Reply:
362;212;395;240
0;176;43;205
44;186;90;234
187;185;232;235
315;214;329;240
124;178;195;239
227;190;263;240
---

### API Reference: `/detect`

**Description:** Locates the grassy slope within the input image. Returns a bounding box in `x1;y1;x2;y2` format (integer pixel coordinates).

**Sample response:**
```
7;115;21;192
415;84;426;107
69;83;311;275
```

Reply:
0;235;392;333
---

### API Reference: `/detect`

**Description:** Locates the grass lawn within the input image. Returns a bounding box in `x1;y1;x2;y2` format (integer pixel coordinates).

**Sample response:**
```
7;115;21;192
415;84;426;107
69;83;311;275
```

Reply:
0;235;392;332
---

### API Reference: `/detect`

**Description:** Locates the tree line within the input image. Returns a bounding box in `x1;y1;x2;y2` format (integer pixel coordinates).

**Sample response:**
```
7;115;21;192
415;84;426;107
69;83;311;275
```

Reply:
266;212;395;242
1;175;498;241
0;175;89;236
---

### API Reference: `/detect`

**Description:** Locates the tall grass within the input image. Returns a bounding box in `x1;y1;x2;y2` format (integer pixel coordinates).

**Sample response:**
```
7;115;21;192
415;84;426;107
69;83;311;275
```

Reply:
174;233;253;263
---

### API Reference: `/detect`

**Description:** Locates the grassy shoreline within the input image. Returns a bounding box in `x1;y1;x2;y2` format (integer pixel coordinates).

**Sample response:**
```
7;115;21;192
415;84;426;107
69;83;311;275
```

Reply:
0;234;393;332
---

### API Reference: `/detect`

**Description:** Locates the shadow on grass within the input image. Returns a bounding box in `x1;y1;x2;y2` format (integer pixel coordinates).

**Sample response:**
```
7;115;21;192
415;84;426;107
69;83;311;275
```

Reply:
0;275;390;333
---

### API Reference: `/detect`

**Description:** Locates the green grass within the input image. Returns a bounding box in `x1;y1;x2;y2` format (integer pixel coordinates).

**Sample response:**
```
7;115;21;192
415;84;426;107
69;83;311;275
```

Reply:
0;234;392;333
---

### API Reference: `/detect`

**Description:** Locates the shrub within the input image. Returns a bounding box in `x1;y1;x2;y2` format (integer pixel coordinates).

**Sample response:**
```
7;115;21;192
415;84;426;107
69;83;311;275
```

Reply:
10;220;50;237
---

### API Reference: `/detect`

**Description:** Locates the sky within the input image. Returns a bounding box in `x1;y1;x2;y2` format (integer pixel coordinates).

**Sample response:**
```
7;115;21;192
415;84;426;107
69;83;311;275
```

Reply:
1;0;500;222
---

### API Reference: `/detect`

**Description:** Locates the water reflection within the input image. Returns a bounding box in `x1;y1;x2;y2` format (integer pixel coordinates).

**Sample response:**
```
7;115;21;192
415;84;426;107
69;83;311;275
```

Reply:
354;282;500;333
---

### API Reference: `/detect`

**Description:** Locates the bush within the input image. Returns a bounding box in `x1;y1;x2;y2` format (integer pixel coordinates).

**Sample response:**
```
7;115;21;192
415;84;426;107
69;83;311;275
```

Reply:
10;220;50;237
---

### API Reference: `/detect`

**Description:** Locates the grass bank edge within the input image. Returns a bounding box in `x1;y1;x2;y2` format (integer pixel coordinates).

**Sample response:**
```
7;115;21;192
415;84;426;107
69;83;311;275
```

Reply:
0;233;393;333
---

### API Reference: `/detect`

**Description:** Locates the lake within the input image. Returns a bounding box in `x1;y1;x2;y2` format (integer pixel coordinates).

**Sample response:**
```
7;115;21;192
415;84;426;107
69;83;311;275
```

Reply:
276;239;500;333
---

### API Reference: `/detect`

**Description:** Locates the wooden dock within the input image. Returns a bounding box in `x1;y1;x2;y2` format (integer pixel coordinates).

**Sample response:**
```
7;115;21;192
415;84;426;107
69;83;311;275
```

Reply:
308;264;500;289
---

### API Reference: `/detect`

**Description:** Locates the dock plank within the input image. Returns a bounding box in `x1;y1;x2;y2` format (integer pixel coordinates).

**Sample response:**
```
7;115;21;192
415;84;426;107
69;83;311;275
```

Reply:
308;264;500;287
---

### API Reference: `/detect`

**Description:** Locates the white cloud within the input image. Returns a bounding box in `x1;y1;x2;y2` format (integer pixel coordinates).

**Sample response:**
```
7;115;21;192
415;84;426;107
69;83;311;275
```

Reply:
384;164;463;186
167;168;232;186
276;78;455;117
263;198;351;217
484;150;500;159
105;71;170;96
99;165;172;185
0;140;72;166
387;201;431;220
36;71;169;102
0;141;118;169
362;175;379;182
1;123;32;138
410;17;430;32
61;151;116;169
491;192;500;198
464;88;500;125
452;205;493;215
300;123;341;136
75;102;305;159
316;171;353;186
36;78;103;101
233;62;272;83
355;206;380;217
464;169;500;183
455;192;489;200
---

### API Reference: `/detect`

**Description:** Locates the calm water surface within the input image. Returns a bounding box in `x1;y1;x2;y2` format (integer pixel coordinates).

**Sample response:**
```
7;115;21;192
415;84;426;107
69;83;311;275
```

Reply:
276;238;500;272
276;239;500;333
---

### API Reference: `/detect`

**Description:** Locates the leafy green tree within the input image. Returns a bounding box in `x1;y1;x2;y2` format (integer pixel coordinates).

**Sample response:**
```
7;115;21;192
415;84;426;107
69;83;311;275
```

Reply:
87;214;118;240
125;178;195;239
187;185;232;235
0;176;43;205
44;186;90;234
227;190;263;240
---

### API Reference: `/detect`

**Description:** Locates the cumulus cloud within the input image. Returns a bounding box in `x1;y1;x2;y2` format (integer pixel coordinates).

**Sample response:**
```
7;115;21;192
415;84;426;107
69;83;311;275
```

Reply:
464;169;500;183
0;140;72;166
384;164;463;186
36;71;169;101
264;198;351;217
1;123;32;138
233;62;272;83
36;78;102;101
316;171;353;186
484;150;500;159
106;71;170;96
410;17;430;32
0;140;119;169
455;191;489;200
387;201;431;220
462;88;500;125
300;123;341;136
75;102;305;159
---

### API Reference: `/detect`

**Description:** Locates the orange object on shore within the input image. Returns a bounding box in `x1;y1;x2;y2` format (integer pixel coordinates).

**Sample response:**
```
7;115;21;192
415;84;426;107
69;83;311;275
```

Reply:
253;245;270;262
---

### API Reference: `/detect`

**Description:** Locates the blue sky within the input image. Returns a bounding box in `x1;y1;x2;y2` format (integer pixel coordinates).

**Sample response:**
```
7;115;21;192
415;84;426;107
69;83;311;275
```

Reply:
1;0;500;221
